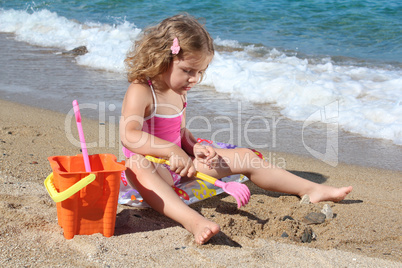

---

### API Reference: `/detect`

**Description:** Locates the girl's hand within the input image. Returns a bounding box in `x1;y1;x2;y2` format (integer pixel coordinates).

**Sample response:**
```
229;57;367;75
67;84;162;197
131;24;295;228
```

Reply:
168;152;196;178
193;143;218;169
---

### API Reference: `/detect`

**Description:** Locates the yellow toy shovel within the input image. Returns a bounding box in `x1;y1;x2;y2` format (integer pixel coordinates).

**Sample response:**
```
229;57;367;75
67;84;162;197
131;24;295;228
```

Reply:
145;155;250;208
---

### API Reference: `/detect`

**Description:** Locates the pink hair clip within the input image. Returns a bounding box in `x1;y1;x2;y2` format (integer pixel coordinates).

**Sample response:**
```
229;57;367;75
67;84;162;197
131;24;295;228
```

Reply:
170;37;180;54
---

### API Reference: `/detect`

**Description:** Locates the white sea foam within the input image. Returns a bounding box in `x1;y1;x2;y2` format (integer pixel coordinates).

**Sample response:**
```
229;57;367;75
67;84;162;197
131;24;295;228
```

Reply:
0;9;141;72
1;8;401;145
203;51;402;145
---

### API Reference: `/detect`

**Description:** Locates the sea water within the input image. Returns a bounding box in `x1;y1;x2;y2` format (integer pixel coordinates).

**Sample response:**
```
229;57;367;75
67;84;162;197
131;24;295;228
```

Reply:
0;1;401;166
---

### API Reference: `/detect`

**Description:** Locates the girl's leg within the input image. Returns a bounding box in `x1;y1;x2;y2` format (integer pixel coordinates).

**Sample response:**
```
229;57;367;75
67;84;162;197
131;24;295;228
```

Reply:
194;148;352;203
125;154;220;244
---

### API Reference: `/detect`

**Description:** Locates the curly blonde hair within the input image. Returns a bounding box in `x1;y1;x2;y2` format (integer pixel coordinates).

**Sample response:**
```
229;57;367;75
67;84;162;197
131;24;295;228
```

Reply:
125;14;214;83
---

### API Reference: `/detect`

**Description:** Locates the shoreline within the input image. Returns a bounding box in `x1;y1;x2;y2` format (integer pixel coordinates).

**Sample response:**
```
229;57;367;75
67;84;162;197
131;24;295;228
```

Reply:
0;33;401;172
1;99;401;266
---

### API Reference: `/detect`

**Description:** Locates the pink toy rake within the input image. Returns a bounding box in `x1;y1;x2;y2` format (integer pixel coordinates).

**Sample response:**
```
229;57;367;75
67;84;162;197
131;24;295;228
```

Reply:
145;155;250;208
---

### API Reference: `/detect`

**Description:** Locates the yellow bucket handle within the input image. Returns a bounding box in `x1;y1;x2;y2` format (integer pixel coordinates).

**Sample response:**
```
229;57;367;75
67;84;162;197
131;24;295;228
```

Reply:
44;172;96;202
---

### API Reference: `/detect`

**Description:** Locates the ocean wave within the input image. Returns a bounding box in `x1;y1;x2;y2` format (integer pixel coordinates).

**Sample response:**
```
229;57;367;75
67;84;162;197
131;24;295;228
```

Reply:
1;8;401;145
202;49;402;145
0;8;141;72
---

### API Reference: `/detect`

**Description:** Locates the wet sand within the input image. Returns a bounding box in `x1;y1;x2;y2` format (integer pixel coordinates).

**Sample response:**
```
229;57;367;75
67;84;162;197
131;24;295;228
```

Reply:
0;99;401;267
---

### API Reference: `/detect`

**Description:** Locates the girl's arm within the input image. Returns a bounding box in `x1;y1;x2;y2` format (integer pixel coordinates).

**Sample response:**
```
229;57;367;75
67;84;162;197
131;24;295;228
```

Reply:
180;126;198;156
180;110;217;168
180;96;198;156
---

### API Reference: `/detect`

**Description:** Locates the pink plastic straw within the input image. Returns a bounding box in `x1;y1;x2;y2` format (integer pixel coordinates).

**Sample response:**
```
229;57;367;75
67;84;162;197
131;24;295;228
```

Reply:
72;100;91;172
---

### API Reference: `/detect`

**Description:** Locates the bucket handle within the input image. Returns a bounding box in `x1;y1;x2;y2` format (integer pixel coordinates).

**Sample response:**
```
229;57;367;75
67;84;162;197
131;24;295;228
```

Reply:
44;172;96;202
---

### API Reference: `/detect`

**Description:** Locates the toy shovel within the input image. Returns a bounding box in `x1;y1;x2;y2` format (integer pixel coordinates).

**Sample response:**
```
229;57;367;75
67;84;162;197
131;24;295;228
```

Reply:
145;155;250;208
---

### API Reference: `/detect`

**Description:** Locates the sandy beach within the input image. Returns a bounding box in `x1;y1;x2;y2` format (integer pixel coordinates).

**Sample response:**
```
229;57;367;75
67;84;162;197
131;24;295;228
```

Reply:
0;98;401;267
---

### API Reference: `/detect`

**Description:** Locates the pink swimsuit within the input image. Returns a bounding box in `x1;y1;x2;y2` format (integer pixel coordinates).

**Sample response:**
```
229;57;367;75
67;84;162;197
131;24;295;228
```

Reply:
122;80;186;184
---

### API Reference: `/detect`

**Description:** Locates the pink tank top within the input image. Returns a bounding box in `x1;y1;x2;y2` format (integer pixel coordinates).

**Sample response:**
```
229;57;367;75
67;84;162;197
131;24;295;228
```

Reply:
122;80;187;165
142;80;186;147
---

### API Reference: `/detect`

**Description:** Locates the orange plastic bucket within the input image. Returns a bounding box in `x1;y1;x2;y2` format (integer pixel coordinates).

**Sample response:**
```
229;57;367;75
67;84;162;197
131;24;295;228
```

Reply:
47;154;125;239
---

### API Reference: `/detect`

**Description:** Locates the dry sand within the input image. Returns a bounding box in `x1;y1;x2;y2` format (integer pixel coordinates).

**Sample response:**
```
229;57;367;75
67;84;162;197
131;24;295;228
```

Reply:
0;99;401;267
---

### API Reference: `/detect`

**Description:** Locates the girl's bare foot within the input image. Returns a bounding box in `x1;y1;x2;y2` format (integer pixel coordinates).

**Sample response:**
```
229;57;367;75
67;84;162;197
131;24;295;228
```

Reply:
309;185;353;203
188;217;220;245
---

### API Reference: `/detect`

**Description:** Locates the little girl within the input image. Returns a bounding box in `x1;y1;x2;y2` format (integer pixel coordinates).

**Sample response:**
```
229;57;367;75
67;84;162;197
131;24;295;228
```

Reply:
120;14;352;245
